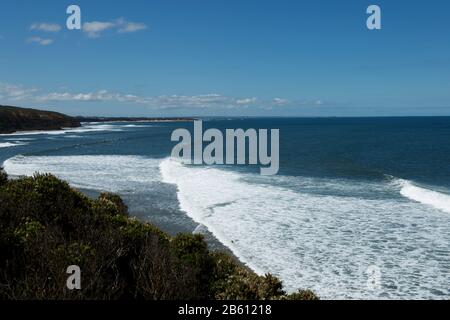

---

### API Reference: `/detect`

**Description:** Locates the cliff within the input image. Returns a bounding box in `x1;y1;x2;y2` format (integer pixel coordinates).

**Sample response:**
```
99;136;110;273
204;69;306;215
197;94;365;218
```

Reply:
0;105;81;134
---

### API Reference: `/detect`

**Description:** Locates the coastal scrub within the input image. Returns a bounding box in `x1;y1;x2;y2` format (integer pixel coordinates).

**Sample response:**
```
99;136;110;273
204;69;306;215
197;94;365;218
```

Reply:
0;168;317;300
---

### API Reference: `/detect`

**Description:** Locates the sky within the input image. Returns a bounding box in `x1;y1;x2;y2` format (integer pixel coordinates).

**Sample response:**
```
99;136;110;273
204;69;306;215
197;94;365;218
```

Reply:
0;0;449;117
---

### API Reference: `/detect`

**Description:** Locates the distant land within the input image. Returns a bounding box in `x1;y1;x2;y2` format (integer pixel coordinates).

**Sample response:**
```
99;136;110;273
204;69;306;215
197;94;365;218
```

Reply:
0;105;195;134
75;116;195;123
0;105;81;134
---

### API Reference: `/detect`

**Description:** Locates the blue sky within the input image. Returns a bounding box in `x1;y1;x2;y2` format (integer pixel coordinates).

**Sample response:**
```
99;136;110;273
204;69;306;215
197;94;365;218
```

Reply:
0;0;449;116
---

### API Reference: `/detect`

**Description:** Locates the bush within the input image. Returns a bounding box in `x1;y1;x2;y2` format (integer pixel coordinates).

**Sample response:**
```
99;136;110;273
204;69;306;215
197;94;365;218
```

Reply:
0;172;317;300
13;218;45;244
281;289;319;300
0;167;7;186
98;192;128;216
209;252;286;300
170;234;215;298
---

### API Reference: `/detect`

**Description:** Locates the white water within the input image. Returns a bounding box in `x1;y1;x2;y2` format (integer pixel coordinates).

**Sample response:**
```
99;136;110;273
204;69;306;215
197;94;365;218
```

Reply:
0;123;124;137
399;179;450;214
0;141;28;148
3;155;450;299
160;158;450;299
3;155;160;192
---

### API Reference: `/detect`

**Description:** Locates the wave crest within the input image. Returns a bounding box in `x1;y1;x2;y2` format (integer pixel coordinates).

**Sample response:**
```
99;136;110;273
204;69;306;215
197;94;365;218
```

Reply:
398;179;450;214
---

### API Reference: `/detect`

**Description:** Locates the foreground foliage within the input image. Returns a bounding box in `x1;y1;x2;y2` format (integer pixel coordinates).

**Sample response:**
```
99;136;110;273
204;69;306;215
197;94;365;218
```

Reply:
0;168;317;300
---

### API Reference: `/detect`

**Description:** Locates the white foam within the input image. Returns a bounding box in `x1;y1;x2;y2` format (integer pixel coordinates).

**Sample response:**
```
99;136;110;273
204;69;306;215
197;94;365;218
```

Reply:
66;124;124;134
3;154;449;299
3;155;160;192
0;141;28;148
399;179;450;214
65;135;82;138
4;138;35;141
160;159;450;299
122;124;148;128
0;123;123;137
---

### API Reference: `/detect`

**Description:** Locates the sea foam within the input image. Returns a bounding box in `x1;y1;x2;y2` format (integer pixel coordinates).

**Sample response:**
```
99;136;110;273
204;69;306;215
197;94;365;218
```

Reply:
3;155;160;192
398;179;450;214
0;123;123;137
0;141;28;148
160;158;450;299
3;155;449;299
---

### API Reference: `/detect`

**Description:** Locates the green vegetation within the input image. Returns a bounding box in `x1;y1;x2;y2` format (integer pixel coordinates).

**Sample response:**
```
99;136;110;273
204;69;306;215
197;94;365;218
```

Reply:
0;105;80;134
0;168;317;300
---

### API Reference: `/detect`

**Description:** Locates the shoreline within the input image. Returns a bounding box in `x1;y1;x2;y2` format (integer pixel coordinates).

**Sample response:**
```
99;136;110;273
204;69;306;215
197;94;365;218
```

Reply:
0;118;195;135
79;187;249;270
76;116;196;123
1;168;310;300
5;173;249;270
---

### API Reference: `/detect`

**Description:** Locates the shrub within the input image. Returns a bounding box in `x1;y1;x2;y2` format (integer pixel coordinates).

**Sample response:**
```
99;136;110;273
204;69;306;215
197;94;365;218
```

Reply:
281;289;319;300
13;218;45;244
51;242;97;266
0;167;7;186
98;192;128;216
0;173;317;300
210;252;286;300
170;233;215;298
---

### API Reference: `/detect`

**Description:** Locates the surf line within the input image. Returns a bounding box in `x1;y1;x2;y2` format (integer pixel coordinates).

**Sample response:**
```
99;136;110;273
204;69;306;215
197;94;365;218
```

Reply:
170;120;279;175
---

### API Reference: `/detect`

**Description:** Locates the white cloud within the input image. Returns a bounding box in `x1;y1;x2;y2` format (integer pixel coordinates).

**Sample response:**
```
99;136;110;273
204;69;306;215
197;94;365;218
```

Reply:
36;90;263;109
83;18;147;38
37;91;238;109
30;23;61;32
1;82;304;110
118;22;147;33
26;37;53;46
273;98;290;106
82;21;116;38
0;83;39;101
149;94;233;109
116;18;148;33
236;97;258;105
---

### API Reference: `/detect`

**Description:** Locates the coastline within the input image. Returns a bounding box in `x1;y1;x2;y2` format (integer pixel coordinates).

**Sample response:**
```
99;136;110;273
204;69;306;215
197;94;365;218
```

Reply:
0;119;195;135
78;187;250;270
5;172;249;271
3;117;450;299
0;105;81;134
1;168;314;300
0;105;196;134
76;117;196;123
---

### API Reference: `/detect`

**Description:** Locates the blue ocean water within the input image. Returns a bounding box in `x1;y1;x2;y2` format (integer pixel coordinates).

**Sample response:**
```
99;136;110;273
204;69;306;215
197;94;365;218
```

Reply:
1;117;450;299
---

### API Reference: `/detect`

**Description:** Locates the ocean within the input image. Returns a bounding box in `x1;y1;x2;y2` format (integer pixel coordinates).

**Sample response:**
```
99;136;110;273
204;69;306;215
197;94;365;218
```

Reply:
1;117;449;299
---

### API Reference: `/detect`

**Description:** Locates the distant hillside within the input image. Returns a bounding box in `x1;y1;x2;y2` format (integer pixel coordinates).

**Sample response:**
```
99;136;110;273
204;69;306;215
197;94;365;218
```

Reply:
76;116;195;123
0;105;81;134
